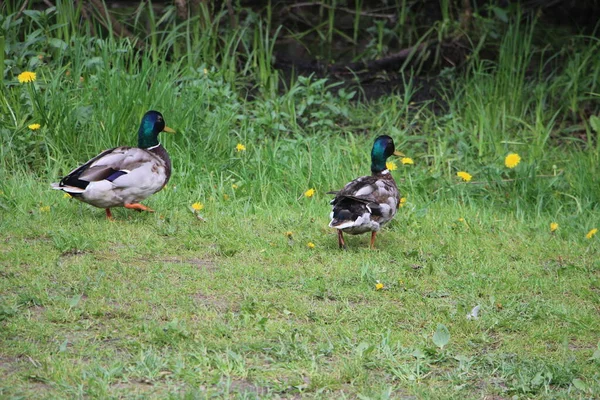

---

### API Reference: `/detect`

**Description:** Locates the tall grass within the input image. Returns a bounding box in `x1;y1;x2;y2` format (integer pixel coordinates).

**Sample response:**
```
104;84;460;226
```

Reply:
0;2;599;221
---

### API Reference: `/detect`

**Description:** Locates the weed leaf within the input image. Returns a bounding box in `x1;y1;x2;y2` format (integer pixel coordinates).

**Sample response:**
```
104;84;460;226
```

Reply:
572;378;587;391
68;294;82;308
466;305;480;320
589;342;600;362
433;323;450;349
590;116;600;134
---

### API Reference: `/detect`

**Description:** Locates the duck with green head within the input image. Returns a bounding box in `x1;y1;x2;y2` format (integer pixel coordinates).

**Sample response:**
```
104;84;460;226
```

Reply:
329;135;402;249
51;110;175;219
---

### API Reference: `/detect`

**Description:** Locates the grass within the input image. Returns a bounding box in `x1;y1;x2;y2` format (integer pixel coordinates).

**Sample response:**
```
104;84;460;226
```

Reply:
1;194;599;398
1;2;600;399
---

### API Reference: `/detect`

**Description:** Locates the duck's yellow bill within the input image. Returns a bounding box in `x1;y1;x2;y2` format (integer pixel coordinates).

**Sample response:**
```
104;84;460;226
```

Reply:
163;126;176;133
393;150;404;156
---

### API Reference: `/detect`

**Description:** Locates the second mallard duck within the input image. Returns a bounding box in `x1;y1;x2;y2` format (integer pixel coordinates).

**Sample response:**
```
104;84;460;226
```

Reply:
51;110;175;219
329;135;402;249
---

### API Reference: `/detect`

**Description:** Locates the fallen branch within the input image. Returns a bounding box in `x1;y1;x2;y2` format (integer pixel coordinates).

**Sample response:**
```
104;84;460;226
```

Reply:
88;0;144;50
285;2;397;22
78;0;97;37
15;0;31;19
329;41;431;74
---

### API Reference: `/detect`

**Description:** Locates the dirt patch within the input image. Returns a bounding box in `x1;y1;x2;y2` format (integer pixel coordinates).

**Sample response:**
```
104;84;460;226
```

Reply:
475;376;508;398
227;379;269;397
25;305;46;321
20;381;53;395
100;249;217;271
192;292;234;313
154;256;218;271
60;249;89;258
0;356;22;374
0;357;53;394
112;380;157;394
22;235;52;244
568;338;596;351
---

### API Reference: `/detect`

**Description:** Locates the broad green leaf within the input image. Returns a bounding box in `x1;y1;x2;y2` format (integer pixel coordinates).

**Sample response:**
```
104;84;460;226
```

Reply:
590;115;600;134
84;57;103;69
68;294;82;308
23;10;42;20
492;7;509;23
412;348;425;359
589;342;600;362
433;324;450;349
572;378;587;391
49;38;67;50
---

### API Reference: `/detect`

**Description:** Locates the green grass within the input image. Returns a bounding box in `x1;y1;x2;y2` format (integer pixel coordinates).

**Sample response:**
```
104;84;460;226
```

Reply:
1;191;599;398
1;2;600;399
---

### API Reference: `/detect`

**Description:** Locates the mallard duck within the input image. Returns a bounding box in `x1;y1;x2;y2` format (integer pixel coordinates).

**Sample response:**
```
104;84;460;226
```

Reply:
51;110;175;219
329;135;402;249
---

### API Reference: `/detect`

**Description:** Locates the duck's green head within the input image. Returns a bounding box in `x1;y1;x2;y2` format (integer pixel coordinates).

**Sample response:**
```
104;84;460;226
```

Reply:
138;110;175;149
371;135;402;173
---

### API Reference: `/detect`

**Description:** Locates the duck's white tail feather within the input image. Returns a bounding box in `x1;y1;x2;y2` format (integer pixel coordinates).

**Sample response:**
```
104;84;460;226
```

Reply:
51;183;85;194
329;219;357;230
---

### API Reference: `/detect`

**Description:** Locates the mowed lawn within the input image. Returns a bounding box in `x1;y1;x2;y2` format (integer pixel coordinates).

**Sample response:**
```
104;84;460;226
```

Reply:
1;179;599;398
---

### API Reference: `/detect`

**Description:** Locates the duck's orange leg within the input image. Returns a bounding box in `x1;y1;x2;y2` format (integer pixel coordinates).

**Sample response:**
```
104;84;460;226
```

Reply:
124;203;155;213
370;231;377;249
105;208;114;220
337;230;348;251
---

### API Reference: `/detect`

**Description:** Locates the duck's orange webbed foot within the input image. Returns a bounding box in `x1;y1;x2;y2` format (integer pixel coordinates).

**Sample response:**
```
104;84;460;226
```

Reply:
124;203;155;213
370;231;377;249
105;208;114;220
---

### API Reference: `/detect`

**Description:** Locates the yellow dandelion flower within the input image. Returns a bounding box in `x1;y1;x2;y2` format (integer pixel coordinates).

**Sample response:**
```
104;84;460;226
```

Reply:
399;197;407;207
203;68;208;75
504;153;521;169
285;231;293;238
458;217;465;222
232;184;238;189
304;188;315;198
307;242;315;249
386;161;397;171
39;205;50;212
223;194;230;200
375;282;384;290
550;222;558;232
236;143;246;152
585;228;597;239
401;157;414;165
63;193;72;199
18;71;36;83
191;202;204;211
457;171;472;182
28;123;41;130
